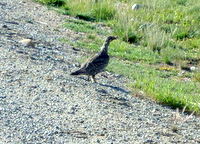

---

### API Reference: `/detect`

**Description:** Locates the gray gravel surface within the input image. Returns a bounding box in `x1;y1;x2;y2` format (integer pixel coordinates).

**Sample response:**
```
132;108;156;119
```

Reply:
0;0;200;143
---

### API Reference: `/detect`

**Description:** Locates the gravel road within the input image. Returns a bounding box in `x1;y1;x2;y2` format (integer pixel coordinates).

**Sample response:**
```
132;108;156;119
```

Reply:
0;0;200;143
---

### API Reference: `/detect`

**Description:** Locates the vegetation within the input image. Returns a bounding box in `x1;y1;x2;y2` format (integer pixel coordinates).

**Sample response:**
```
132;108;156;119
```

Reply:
35;0;200;114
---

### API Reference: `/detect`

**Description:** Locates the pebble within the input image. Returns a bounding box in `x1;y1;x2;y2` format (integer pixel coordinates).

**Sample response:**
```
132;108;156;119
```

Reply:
19;39;35;47
132;4;143;10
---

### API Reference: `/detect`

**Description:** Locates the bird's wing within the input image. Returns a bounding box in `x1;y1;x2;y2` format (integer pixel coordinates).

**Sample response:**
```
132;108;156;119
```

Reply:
87;54;109;71
80;53;100;68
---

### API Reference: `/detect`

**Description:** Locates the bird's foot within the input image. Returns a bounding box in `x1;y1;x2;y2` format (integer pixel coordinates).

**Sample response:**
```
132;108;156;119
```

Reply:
91;75;97;83
87;76;90;81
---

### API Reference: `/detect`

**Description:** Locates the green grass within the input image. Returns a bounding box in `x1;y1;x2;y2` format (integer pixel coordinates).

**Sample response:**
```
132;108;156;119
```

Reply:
107;59;200;112
35;0;200;114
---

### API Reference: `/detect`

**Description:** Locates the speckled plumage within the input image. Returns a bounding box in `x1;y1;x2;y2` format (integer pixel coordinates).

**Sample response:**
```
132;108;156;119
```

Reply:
70;36;117;82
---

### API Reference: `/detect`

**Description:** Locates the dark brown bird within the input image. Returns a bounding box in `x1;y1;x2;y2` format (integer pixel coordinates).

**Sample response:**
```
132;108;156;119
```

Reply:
70;36;117;82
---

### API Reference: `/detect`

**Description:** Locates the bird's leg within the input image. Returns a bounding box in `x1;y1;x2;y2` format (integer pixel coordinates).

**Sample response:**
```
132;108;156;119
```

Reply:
88;75;90;81
91;75;96;83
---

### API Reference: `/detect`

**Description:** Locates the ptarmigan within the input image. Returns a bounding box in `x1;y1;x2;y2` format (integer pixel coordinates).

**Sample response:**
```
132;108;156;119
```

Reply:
70;36;117;82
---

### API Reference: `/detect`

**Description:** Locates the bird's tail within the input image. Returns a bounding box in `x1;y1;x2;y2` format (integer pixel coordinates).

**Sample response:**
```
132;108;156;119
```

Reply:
70;69;84;75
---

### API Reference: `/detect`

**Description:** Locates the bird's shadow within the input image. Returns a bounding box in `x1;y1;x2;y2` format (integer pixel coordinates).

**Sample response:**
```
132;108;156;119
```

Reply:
99;83;130;94
78;77;130;94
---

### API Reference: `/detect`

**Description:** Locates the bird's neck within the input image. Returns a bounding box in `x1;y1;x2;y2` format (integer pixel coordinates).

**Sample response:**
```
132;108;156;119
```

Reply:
100;40;111;53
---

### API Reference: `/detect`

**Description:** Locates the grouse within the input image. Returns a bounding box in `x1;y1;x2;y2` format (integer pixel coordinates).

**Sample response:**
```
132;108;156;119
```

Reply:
70;36;117;82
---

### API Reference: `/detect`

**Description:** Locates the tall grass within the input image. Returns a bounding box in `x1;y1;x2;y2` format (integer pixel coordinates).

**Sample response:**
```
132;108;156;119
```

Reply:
113;6;139;43
36;0;200;55
92;1;116;21
145;26;169;54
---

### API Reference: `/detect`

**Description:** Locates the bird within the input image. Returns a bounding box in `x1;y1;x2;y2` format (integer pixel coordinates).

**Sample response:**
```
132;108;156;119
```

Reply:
70;36;118;83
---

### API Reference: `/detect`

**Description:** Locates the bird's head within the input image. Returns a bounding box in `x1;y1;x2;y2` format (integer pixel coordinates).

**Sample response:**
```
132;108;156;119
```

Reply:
101;36;118;52
106;36;118;42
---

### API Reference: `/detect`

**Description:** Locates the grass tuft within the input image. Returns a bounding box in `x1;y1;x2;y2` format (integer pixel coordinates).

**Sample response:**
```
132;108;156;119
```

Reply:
36;0;66;7
145;26;168;54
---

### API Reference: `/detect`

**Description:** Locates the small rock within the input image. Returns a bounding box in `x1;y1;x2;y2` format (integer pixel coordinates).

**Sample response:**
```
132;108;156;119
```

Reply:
132;4;143;10
33;96;40;102
19;39;35;47
61;87;65;92
42;89;47;93
144;139;154;143
0;96;6;99
190;66;196;71
2;25;8;28
72;47;80;51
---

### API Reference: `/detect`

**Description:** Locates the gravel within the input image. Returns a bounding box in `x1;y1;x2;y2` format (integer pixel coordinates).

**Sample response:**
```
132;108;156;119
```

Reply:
0;0;200;143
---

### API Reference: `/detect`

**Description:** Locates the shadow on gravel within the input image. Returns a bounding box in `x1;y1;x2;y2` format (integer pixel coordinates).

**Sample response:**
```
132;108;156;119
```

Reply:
109;97;131;107
99;83;130;94
77;77;130;94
